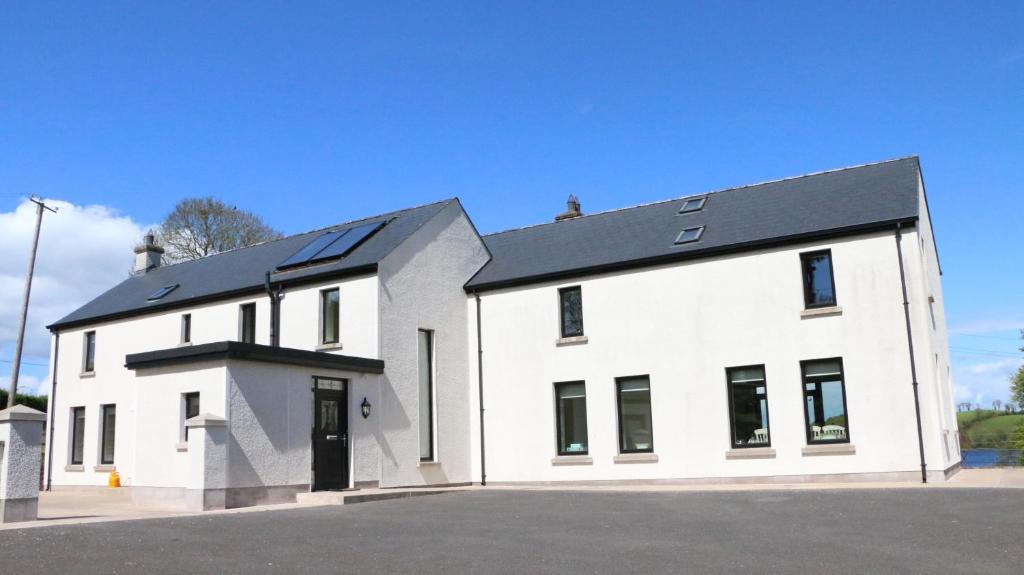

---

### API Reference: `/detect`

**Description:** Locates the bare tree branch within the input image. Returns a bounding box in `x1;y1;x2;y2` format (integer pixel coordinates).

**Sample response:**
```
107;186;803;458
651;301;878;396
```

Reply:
157;197;282;263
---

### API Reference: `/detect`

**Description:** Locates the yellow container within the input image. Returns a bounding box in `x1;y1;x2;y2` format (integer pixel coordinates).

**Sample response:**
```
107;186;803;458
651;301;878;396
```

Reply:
108;470;121;488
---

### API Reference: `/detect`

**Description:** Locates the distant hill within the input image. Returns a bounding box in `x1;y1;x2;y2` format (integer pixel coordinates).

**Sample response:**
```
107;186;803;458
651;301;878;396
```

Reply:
958;410;1024;448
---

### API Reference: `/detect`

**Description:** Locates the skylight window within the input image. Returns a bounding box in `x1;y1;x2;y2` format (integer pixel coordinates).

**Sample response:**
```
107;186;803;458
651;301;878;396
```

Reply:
674;226;705;245
147;284;179;301
678;196;707;214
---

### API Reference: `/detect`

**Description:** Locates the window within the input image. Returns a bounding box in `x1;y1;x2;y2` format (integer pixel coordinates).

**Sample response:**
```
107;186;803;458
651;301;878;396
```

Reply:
674;226;705;244
727;365;770;448
181;314;192;344
558;286;584;338
239;303;256;344
147;284;179;301
83;331;96;373
71;407;85;465
678;196;707;214
183;392;200;441
802;358;850;444
418;329;434;461
800;250;836;308
100;404;116;465
554;381;588;455
616;376;653;453
320;288;340;345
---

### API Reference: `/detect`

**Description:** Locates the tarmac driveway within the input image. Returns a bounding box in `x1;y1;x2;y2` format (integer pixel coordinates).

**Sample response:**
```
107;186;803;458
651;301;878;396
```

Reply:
0;488;1020;574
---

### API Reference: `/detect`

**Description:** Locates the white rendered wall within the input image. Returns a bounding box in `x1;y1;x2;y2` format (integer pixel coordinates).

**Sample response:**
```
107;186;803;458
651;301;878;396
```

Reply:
278;274;379;359
376;201;490;487
471;229;949;483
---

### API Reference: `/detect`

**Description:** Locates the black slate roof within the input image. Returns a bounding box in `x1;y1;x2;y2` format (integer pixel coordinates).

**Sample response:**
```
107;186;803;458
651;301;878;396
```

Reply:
465;158;923;291
50;199;455;330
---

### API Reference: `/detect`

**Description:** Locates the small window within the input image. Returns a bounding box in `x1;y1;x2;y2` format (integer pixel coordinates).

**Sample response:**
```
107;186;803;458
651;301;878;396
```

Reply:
554;381;589;455
183;392;200;441
70;406;86;465
239;303;256;344
100;404;116;465
800;250;836;308
83;331;96;373
802;358;850;444
727;365;770;448
558;286;584;338
147;284;179;301
678;196;707;214
674;226;705;245
320;288;340;345
616;376;653;453
418;329;434;461
181;314;192;344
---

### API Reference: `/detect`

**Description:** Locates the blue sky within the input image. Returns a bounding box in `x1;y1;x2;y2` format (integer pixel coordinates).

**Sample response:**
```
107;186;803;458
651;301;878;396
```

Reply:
1;2;1022;402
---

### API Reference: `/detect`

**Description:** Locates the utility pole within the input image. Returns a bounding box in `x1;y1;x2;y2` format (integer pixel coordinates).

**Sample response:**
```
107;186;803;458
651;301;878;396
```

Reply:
7;197;57;408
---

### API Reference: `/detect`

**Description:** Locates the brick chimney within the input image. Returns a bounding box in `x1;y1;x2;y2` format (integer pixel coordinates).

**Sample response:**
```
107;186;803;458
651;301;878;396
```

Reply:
555;194;582;221
134;233;165;274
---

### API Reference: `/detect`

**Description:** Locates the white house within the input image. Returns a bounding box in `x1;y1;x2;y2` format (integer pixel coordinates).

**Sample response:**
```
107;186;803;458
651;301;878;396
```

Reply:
44;157;959;509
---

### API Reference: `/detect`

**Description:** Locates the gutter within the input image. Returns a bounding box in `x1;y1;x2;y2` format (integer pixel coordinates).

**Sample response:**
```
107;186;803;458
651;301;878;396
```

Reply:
474;291;487;486
895;223;928;483
45;332;59;491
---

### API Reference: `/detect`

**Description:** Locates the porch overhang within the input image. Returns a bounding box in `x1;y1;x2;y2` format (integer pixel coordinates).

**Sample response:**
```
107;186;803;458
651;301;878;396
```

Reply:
125;341;384;374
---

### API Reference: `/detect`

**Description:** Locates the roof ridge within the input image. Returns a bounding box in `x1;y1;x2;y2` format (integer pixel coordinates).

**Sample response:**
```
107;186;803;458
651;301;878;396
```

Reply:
483;157;918;238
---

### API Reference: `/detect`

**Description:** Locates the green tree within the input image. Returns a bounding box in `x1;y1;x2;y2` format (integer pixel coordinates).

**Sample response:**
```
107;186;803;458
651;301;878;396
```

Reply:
1012;329;1024;407
157;197;282;263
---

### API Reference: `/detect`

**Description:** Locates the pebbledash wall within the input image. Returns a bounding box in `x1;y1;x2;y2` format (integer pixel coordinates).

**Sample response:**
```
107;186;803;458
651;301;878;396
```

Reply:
468;215;958;482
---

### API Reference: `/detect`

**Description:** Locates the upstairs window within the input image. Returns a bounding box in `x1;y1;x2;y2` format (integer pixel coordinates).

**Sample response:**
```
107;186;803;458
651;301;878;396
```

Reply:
727;365;770;448
181;314;192;344
802;358;850;444
239;303;256;344
82;331;96;373
418;329;435;461
554;381;589;455
320;289;340;345
801;250;837;308
558;286;584;338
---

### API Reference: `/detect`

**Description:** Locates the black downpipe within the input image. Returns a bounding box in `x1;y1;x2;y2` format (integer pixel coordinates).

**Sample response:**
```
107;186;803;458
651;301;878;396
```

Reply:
475;292;486;486
895;224;928;483
264;271;281;347
45;332;60;491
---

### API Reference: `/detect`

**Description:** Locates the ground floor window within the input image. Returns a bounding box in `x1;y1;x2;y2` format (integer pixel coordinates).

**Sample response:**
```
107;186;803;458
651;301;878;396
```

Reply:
727;365;770;448
616;376;653;453
418;329;434;461
183;392;200;441
71;406;85;465
554;381;588;455
801;358;849;443
100;404;116;464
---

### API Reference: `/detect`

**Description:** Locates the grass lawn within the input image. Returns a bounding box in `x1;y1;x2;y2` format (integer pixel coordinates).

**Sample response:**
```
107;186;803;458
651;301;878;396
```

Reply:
962;414;1024;448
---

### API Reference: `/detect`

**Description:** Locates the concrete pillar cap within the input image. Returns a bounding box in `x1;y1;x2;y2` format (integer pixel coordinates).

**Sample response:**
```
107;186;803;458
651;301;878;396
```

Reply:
0;405;46;423
185;413;228;428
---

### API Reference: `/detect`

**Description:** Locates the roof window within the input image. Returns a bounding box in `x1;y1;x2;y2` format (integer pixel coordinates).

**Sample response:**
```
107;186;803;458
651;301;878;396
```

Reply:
678;197;707;214
276;220;388;271
674;226;705;245
147;284;180;301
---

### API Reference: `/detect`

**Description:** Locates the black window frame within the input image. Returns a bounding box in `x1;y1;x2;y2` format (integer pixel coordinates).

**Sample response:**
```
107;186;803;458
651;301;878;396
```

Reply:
558;286;584;338
800;249;837;309
553;380;589;456
418;329;434;462
183;392;200;441
70;406;86;465
615;375;654;454
726;365;771;449
674;226;705;245
801;357;851;445
100;404;116;465
678;196;707;214
320;288;340;345
181;314;192;344
83;330;96;373
239;303;257;344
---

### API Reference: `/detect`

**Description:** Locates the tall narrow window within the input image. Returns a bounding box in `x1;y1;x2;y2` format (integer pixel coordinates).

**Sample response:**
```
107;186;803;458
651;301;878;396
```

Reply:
83;331;96;373
183;392;200;441
559;286;584;338
71;406;85;465
616;376;653;453
802;358;850;444
321;288;340;345
418;329;434;461
800;250;836;308
100;404;116;465
181;314;192;344
727;365;770;448
239;303;256;344
555;382;589;455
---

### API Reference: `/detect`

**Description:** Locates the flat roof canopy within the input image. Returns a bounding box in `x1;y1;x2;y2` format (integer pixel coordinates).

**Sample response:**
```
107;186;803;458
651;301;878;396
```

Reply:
125;341;384;374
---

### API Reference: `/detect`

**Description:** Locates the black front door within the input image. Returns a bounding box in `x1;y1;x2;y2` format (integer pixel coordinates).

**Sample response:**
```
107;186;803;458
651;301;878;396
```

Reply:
313;378;348;491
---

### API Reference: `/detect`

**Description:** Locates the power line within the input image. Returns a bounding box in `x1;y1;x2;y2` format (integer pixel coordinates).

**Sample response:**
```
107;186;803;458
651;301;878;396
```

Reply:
0;359;50;367
950;332;1022;342
949;347;1023;359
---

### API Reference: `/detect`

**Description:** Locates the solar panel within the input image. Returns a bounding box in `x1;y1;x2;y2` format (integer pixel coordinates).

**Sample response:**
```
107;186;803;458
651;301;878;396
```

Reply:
276;230;348;269
307;220;385;264
147;284;180;301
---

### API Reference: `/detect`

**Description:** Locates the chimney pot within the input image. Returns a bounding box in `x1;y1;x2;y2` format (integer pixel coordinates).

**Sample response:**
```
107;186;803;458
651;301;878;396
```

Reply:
555;194;583;222
134;233;165;274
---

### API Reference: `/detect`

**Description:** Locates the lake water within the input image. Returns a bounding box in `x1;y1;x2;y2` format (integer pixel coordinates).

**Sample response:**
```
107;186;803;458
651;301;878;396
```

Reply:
961;449;1021;468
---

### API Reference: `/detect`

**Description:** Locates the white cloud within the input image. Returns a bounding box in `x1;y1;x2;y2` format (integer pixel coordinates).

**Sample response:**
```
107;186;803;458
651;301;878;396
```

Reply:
0;198;152;373
0;373;47;397
952;357;1022;407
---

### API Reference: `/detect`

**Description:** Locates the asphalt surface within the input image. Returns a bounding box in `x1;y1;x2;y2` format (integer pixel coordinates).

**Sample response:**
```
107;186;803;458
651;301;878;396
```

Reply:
0;489;1020;574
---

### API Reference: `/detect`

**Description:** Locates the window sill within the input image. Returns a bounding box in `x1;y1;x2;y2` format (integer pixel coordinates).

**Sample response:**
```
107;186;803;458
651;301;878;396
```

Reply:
555;335;588;347
800;306;842;319
316;342;344;351
725;447;777;460
93;464;116;472
802;443;856;457
79;371;96;379
613;452;658;464
551;455;593;466
64;464;84;472
176;442;189;452
417;460;440;468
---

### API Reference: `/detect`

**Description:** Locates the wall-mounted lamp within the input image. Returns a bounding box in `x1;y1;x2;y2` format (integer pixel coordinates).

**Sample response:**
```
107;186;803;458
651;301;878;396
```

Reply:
361;397;371;419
